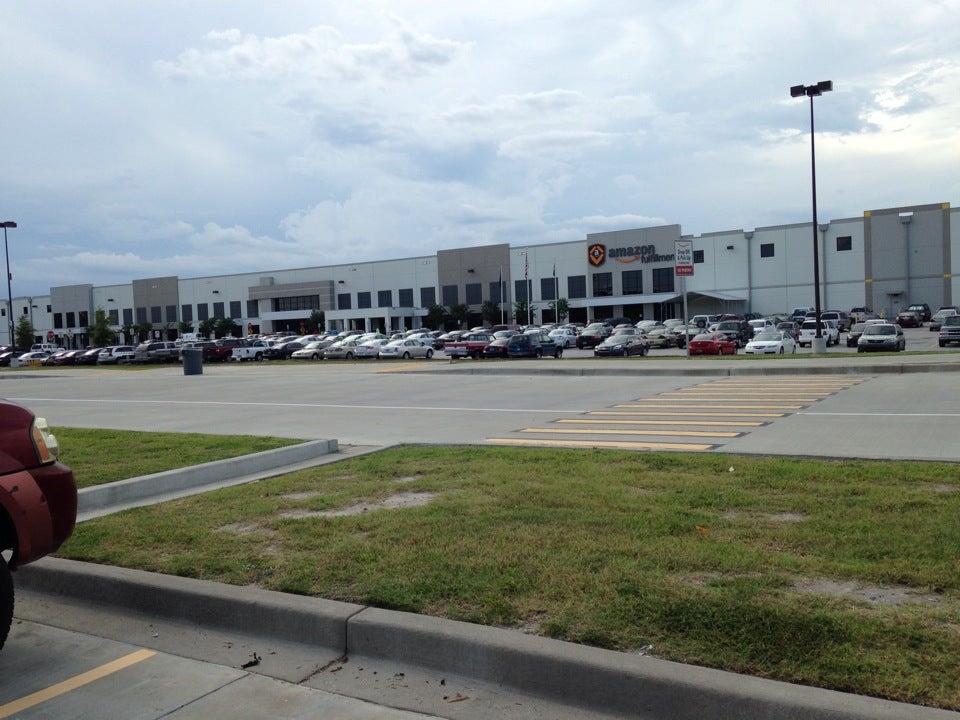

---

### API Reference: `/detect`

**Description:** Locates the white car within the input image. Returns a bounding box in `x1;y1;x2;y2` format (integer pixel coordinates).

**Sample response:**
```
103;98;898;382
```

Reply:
355;339;390;358
548;327;578;348
797;319;840;347
744;331;797;355
379;338;434;360
748;318;777;336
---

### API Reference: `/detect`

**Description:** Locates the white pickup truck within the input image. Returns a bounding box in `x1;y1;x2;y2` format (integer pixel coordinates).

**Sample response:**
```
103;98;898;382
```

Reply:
229;339;273;362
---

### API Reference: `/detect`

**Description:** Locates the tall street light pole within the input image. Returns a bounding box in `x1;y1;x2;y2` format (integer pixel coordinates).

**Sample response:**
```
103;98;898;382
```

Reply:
790;80;832;354
2;221;16;347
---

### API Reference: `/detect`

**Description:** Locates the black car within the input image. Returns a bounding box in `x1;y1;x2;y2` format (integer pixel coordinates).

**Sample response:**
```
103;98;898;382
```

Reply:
906;303;931;322
482;337;511;358
846;322;867;347
265;341;305;360
575;324;613;349
506;333;562;359
593;334;649;357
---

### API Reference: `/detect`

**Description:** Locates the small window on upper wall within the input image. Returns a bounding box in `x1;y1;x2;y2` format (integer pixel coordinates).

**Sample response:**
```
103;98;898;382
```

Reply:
693;250;704;264
760;243;775;258
836;236;852;252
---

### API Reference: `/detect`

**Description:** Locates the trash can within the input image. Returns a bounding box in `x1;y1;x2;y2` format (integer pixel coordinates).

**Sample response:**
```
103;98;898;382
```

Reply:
182;347;203;376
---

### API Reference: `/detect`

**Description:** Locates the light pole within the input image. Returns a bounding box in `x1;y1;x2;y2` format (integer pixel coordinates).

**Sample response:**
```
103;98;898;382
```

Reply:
2;221;16;347
790;80;832;354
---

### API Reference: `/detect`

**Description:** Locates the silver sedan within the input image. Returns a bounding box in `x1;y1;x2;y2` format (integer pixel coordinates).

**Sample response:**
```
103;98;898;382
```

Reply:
378;338;435;360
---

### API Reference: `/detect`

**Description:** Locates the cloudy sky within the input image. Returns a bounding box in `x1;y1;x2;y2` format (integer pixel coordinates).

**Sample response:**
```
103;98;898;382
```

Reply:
2;1;958;297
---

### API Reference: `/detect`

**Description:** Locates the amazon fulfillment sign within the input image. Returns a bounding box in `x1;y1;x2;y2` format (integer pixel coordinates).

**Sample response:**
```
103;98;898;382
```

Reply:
675;240;693;276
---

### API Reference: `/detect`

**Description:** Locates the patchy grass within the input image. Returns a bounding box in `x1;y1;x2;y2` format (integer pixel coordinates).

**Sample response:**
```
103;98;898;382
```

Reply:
58;444;960;710
55;428;299;488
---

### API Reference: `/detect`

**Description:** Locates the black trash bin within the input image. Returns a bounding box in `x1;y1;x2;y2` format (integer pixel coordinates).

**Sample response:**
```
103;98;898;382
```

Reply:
182;347;203;375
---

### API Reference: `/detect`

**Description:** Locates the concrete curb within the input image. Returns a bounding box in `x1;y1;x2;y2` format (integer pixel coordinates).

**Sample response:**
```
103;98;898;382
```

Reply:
17;558;960;720
78;439;339;515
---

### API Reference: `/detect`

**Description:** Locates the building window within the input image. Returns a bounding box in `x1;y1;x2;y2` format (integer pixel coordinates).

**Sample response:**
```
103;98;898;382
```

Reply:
337;293;352;310
78;310;89;327
693;250;705;264
465;283;482;305
123;308;133;325
197;303;209;321
150;306;162;324
213;302;225;319
622;270;643;295
398;288;413;307
760;243;775;258
652;267;675;293
108;309;119;325
66;311;76;327
837;235;852;252
442;284;459;306
181;304;193;322
420;286;436;307
592;272;613;297
378;290;392;307
229;301;241;318
274;295;320;312
357;292;371;309
246;300;259;318
164;305;175;323
540;277;558;301
568;275;586;299
514;279;529;302
489;281;503;303
53;312;63;329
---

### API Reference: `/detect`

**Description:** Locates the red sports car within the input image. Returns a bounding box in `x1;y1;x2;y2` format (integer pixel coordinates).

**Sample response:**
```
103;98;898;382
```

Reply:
687;332;737;355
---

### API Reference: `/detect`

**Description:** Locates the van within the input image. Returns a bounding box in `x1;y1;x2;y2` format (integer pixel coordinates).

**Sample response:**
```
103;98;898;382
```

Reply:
31;343;62;354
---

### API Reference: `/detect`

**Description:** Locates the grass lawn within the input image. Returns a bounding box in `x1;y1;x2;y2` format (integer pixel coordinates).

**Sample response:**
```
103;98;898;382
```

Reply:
56;428;299;488
56;442;960;711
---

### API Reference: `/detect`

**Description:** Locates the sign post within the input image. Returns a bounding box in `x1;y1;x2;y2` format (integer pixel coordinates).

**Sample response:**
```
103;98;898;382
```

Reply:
675;241;694;358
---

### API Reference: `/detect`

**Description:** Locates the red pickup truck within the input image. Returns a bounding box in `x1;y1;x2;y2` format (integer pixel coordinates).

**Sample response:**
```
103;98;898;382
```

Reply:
0;399;78;649
442;332;495;359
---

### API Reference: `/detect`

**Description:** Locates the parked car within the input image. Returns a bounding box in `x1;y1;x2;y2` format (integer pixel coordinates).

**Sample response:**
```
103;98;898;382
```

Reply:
593;334;649;357
132;341;179;363
819;311;851;332
355;339;390;359
744;331;797;355
711;319;752;347
688;332;737;355
97;345;136;365
322;339;361;360
928;309;958;331
379;338;435;360
642;328;676;349
264;340;306;360
895;310;922;328
506;333;562;358
846;323;867;347
857;323;905;352
482;337;511;358
0;399;78;650
776;321;800;341
290;340;332;360
548;327;578;348
849;306;877;323
75;347;105;365
747;318;777;337
16;351;51;365
797;319;839;347
906;303;932;322
938;315;960;347
575;324;613;349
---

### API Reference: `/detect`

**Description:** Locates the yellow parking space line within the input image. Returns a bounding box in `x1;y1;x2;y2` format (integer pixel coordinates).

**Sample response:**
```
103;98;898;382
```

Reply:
559;418;766;427
375;363;421;373
0;649;156;718
615;403;805;410
651;396;828;402
487;438;714;451
521;427;742;438
589;410;786;418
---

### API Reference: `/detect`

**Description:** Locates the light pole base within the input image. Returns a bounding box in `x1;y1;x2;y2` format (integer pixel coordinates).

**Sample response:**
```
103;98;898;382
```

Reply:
812;337;828;354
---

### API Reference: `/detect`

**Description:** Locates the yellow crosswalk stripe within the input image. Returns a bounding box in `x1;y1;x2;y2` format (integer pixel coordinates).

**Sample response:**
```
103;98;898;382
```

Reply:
558;418;766;427
521;428;742;438
487;438;713;451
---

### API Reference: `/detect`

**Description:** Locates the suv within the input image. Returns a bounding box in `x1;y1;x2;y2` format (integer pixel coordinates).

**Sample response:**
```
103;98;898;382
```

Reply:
711;319;752;347
819;311;851;332
506;333;563;358
848;307;877;324
132;341;179;363
97;345;135;365
0;400;78;649
798;319;839;347
939;315;960;347
906;303;932;322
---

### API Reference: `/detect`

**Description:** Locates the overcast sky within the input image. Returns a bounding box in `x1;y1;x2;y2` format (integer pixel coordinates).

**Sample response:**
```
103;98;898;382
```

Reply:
2;1;958;297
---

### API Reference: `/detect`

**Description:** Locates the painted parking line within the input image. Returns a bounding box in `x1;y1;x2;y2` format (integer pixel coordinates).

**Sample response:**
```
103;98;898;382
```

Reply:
488;438;716;451
589;410;788;418
520;427;743;438
557;418;767;427
0;649;156;718
615;403;805;410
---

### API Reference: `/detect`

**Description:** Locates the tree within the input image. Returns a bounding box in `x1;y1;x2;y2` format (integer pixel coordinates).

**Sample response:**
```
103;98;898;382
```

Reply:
549;298;570;324
88;307;116;347
309;310;325;333
425;304;447;331
198;318;218;339
480;300;501;325
514;300;530;327
448;303;470;329
214;317;240;338
133;321;153;343
14;314;35;349
178;320;194;336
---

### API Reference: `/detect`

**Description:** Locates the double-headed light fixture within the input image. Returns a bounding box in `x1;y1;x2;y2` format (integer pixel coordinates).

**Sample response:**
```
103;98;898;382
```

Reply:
790;81;832;349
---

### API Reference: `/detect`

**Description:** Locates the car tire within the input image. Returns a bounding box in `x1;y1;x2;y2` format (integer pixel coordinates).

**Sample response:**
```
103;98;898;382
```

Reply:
402;351;410;359
779;347;784;354
255;353;264;361
622;348;630;357
0;560;12;651
426;349;433;359
555;348;563;359
346;352;354;360
535;349;542;358
717;347;723;355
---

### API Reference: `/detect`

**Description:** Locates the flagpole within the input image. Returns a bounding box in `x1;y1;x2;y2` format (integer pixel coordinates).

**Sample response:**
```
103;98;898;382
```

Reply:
499;265;504;325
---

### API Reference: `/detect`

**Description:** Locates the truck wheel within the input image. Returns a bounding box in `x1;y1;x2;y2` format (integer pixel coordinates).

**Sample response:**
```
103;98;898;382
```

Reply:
255;353;263;362
0;560;13;651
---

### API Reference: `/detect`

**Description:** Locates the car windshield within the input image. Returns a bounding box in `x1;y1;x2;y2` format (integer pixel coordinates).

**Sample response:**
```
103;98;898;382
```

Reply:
942;316;960;327
753;332;780;341
865;325;896;335
692;334;714;341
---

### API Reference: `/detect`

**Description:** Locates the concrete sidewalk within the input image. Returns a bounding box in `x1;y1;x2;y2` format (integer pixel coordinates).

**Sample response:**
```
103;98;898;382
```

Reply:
17;558;960;720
